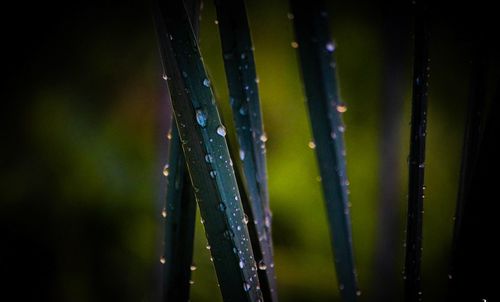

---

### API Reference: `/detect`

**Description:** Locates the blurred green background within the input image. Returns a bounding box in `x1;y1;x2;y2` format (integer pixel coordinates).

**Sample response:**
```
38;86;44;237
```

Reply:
2;0;478;301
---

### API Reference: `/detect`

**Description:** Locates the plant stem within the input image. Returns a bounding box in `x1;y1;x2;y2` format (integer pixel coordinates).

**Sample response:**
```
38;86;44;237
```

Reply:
290;1;358;301
155;0;263;300
404;0;429;301
214;0;277;300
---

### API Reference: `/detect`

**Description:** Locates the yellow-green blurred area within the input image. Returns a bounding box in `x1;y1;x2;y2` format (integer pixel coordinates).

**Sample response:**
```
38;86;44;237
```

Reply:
1;0;480;301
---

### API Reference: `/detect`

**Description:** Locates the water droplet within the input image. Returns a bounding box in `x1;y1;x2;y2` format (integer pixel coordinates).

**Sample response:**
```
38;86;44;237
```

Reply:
316;176;322;182
161;208;167;218
308;141;316;149
203;78;210;87
287;12;294;20
254;77;260;83
214;19;219;25
217;125;227;137
243;282;251;291
205;154;213;163
260;133;268;142
239;259;244;268
241;53;246;59
356;290;362;296
239;149;245;160
339;283;344;290
162;74;168;80
190;264;197;271
189;280;195;285
448;274;453;279
206;244;211;250
258;260;267;270
167;131;172;140
243;214;249;224
331;131;337;139
326;42;336;52
336;103;347;112
162;164;170;176
218;202;226;211
291;41;299;48
160;256;166;264
182;71;188;78
338;125;345;133
237;225;241;231
265;216;271;228
239;105;248;115
419;163;425;168
195;110;207;127
210;170;217;178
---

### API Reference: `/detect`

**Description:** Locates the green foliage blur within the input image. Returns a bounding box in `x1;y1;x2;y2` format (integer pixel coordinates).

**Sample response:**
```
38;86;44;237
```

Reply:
2;0;476;301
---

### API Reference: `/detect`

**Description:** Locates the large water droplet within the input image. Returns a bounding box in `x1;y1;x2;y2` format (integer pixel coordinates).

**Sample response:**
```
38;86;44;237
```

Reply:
162;164;170;176
196;110;207;127
239;149;245;160
217;125;227;137
160;256;166;264
243;282;251;291
258;260;267;270
326;42;336;52
336;103;347;113
203;78;211;87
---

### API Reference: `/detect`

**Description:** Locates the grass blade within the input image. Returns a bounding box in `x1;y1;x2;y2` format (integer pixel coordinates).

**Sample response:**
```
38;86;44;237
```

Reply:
403;1;429;301
289;1;358;300
160;2;200;300
155;0;263;300
161;124;197;301
214;0;278;300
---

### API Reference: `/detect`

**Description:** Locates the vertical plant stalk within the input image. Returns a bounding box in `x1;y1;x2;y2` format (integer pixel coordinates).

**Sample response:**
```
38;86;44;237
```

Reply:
290;1;358;301
160;1;200;300
162;125;197;301
404;1;429;301
448;50;488;299
155;0;263;301
214;0;278;301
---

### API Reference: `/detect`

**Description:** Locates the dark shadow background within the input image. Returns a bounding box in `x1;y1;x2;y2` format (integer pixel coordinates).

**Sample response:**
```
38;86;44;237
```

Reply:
1;0;498;301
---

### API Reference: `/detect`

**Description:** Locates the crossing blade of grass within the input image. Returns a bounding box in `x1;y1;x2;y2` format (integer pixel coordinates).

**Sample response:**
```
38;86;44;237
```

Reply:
214;0;277;300
403;1;429;301
154;0;263;300
161;123;197;301
160;1;200;300
289;1;358;301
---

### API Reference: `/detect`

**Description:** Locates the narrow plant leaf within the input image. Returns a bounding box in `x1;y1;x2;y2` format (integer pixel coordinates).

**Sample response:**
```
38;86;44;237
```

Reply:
214;0;277;300
160;2;200;300
155;0;263;300
289;1;358;301
448;49;490;301
403;1;429;301
161;123;197;301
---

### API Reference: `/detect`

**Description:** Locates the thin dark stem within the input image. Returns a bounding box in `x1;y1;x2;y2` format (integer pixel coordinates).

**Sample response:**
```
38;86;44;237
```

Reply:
404;0;429;301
